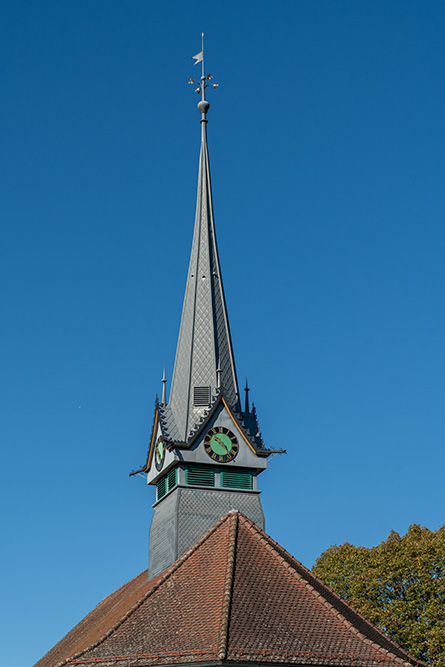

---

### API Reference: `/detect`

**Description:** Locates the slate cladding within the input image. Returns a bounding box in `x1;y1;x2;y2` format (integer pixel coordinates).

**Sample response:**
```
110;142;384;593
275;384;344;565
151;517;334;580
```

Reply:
166;115;239;444
34;512;425;667
155;390;268;452
148;486;264;579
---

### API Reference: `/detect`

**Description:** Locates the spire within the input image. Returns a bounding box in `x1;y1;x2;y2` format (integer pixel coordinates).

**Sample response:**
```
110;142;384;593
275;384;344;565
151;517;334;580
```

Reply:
167;46;239;442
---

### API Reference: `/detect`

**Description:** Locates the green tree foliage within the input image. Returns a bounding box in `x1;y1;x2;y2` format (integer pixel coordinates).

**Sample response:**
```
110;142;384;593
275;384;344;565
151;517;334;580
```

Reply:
312;525;445;666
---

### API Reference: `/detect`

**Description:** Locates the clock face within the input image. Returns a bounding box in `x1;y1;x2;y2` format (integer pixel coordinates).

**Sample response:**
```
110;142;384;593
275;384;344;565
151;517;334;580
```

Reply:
204;427;239;463
154;436;165;471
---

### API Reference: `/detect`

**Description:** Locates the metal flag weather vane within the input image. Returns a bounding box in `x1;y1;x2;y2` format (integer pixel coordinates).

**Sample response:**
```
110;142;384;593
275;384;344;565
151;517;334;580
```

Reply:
189;33;218;99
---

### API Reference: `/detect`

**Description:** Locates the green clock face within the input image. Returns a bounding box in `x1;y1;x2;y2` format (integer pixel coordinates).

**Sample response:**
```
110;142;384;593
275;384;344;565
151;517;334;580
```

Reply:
204;427;239;463
154;436;165;471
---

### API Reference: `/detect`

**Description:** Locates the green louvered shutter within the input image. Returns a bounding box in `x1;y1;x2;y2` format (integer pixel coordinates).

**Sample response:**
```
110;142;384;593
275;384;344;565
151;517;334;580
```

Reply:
167;466;177;491
185;465;214;487
156;474;167;500
220;469;253;490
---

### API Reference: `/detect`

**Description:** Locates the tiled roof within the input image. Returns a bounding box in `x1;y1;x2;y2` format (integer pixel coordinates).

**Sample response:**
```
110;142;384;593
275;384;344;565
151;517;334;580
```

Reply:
34;513;425;667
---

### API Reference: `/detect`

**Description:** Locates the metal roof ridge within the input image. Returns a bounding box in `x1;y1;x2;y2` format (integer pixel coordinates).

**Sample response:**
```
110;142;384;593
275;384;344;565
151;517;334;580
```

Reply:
133;401;159;475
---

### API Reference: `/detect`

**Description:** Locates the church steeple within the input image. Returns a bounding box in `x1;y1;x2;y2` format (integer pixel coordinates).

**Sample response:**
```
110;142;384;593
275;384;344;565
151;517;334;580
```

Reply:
168;73;239;442
139;45;274;580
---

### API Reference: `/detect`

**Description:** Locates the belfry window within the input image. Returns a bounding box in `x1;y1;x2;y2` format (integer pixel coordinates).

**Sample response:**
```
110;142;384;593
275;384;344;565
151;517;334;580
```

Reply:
185;464;214;487
220;468;253;490
156;475;167;500
166;466;177;490
156;467;177;501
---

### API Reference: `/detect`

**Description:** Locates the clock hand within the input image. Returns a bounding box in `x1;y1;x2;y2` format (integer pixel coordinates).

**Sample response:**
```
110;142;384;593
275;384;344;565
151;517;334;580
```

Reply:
214;435;230;454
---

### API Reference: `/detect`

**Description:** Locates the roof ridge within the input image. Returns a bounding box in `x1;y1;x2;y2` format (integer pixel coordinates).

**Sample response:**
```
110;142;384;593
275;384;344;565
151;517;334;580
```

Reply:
34;570;152;667
185;392;223;446
237;515;424;667
277;547;422;665
217;511;238;660
58;513;234;667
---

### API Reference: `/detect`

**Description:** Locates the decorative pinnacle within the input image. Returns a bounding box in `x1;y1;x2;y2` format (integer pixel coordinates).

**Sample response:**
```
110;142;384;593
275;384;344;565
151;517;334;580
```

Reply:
244;378;250;413
188;33;218;119
161;368;167;405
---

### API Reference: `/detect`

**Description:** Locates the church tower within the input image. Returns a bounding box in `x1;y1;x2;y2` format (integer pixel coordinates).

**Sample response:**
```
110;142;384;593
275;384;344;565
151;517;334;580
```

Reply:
137;53;275;580
34;49;426;667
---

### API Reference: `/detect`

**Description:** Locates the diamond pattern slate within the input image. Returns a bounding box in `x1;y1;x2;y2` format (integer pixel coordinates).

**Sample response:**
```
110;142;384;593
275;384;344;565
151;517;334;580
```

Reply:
176;488;265;556
168;124;239;442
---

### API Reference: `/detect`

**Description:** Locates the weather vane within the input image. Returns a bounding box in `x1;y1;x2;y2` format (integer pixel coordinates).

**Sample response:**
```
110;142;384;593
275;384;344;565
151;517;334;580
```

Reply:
188;33;218;100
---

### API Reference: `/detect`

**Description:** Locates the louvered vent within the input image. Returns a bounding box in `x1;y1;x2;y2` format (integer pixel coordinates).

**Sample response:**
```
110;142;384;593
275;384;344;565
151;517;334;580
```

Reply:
221;469;253;490
185;465;214;487
193;386;211;406
156;467;177;501
167;467;177;491
156;475;167;501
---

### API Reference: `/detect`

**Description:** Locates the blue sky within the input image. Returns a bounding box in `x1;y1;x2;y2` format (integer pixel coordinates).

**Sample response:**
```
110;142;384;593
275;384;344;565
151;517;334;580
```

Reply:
1;2;444;666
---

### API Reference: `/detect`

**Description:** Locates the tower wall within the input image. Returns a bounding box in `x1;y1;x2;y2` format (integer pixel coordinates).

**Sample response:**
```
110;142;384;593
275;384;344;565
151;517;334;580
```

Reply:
148;487;264;579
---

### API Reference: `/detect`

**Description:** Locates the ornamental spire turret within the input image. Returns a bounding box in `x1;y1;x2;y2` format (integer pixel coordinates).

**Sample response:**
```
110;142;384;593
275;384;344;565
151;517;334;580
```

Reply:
244;378;250;413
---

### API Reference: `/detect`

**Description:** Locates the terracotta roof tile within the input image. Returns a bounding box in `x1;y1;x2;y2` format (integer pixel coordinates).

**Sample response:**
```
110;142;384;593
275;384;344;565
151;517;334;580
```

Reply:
34;513;426;667
34;570;159;667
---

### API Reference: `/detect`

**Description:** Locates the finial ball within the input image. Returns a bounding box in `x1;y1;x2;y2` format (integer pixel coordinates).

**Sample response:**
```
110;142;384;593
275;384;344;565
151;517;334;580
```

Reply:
197;100;210;115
